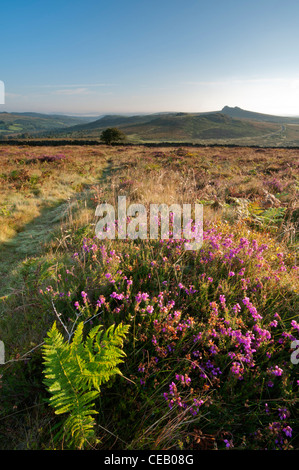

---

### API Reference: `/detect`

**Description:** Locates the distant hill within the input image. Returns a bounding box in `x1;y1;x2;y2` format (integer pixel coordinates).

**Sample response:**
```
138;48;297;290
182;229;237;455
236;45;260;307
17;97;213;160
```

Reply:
52;111;281;143
66;113;161;132
220;106;299;124
0;112;97;137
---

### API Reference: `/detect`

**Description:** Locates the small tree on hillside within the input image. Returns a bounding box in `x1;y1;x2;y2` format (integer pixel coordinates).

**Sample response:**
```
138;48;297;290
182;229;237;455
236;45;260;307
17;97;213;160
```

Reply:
100;127;126;145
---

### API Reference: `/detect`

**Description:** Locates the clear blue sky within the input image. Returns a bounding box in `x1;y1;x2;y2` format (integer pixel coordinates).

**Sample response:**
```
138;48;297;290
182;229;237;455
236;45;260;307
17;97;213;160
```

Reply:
1;0;299;115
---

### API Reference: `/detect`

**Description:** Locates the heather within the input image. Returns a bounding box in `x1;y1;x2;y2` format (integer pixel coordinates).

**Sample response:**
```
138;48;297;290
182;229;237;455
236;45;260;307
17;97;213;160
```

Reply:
0;145;298;450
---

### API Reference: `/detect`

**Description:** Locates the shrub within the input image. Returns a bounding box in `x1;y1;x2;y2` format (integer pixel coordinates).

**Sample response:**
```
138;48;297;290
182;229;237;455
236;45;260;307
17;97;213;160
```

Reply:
100;128;126;145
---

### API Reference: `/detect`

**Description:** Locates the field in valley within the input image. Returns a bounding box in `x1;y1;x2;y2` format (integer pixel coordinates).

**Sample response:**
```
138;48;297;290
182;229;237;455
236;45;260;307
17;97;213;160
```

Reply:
0;144;298;450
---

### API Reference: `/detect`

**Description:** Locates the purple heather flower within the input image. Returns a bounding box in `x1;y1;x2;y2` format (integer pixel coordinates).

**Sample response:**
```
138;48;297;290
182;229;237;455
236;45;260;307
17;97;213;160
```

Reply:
268;365;283;377
110;292;124;300
291;320;299;331
283;426;292;438
278;408;290;420
223;439;231;448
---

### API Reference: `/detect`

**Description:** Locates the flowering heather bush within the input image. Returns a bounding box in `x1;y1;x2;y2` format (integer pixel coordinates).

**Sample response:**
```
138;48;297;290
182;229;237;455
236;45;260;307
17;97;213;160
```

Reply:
264;177;287;194
39;221;298;450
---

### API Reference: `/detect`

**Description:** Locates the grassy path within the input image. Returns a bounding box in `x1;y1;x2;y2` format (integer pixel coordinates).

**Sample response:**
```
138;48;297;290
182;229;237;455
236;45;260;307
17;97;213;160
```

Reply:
0;156;114;302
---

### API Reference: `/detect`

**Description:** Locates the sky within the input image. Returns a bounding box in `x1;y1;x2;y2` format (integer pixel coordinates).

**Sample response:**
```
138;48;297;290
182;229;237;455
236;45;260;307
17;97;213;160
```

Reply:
1;0;299;116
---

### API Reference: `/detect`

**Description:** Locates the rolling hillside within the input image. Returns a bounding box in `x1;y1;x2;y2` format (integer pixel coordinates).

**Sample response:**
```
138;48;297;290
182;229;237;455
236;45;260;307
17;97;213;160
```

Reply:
51;111;282;143
0;112;97;137
2;107;299;146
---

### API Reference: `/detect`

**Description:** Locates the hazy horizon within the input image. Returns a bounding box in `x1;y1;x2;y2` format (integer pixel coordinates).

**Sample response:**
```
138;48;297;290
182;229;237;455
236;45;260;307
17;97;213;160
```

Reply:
2;1;299;116
2;106;299;119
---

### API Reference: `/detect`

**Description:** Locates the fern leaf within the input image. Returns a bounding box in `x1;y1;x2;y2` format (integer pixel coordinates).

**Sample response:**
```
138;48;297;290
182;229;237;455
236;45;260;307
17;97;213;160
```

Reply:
42;321;129;449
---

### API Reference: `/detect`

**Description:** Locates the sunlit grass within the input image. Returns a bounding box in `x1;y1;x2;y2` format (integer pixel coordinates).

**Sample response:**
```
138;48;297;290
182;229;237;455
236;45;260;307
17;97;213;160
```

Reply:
0;144;297;450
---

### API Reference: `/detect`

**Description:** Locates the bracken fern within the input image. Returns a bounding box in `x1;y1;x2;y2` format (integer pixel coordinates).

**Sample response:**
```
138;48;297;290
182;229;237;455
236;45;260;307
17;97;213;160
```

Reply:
42;321;129;449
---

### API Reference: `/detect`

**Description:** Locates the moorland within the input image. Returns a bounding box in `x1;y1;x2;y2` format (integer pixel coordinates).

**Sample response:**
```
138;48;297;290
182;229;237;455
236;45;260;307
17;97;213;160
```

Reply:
0;143;298;450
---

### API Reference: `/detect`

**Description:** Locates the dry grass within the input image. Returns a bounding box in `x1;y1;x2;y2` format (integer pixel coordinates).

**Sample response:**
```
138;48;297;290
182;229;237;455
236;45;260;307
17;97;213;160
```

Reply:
1;144;297;253
0;145;108;243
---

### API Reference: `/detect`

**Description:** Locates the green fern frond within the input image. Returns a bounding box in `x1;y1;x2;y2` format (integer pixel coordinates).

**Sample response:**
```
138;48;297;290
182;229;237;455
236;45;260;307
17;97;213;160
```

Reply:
42;321;129;449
